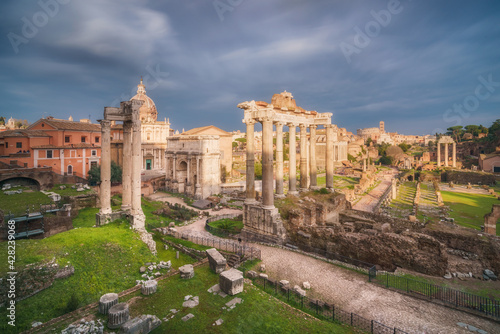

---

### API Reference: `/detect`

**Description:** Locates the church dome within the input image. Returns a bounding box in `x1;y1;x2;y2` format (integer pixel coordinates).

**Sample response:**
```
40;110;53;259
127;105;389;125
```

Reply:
130;78;158;123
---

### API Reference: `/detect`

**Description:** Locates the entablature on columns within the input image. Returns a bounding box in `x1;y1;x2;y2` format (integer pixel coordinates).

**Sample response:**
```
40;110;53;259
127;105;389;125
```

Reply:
239;100;332;127
103;100;144;122
438;135;455;144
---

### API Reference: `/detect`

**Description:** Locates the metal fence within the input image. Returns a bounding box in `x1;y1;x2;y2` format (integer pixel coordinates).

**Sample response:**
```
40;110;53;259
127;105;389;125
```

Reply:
373;272;500;319
165;230;261;260
242;268;409;334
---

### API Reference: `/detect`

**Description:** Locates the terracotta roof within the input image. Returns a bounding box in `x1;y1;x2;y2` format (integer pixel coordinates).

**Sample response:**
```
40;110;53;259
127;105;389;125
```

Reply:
0;129;50;138
480;151;500;160
182;125;231;136
29;118;101;131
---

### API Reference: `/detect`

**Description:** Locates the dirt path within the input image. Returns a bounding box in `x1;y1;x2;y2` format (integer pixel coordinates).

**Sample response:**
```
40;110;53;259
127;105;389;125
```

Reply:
353;169;398;212
256;244;499;334
147;192;243;234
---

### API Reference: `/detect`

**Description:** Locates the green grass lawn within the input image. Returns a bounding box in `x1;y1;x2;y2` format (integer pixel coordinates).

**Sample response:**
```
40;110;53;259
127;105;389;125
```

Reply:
80;265;354;334
0;186;52;216
0;219;196;333
441;191;500;235
207;218;243;237
48;184;94;197
316;175;358;189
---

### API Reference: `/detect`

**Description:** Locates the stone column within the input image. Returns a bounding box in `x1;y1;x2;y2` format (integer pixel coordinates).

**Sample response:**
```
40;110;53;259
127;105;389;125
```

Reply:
444;143;449;167
437;142;441;166
363;157;367;171
187;155;191;185
131;119;144;218
262;117;274;209
173;155;177;180
245;119;256;203
288;123;298;195
325;124;334;190
99;120;112;214
121;121;132;211
299;124;308;190
309;125;317;189
275;122;285;197
452;142;456;168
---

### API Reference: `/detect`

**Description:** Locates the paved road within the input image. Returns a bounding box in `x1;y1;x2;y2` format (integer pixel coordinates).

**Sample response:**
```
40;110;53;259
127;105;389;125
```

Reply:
352;168;398;212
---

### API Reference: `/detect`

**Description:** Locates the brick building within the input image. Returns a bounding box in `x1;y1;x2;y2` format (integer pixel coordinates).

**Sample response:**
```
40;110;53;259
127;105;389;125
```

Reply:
0;117;101;178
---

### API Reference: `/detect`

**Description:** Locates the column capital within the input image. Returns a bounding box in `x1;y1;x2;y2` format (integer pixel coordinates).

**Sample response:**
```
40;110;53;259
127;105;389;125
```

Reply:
260;116;273;123
275;121;285;128
309;124;317;130
287;123;297;128
100;119;111;128
244;118;257;125
123;121;132;131
325;124;334;129
299;124;307;130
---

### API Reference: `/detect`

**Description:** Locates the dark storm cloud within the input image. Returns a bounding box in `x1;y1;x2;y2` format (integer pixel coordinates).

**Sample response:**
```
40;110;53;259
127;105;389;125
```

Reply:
1;0;499;134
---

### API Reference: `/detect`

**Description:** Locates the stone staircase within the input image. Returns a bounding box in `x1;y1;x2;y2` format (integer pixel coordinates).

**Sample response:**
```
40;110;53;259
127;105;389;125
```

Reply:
227;254;241;268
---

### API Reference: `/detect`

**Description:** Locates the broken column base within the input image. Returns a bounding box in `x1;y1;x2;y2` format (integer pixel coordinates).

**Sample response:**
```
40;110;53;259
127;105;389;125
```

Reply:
242;203;287;245
96;211;124;226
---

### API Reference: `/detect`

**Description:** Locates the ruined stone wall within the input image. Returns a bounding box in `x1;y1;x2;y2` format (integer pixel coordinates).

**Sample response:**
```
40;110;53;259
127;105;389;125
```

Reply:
441;170;495;185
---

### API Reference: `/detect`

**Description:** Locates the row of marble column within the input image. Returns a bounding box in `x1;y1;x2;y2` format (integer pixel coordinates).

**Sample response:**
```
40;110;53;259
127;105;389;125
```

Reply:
100;119;143;215
245;119;335;208
437;142;456;167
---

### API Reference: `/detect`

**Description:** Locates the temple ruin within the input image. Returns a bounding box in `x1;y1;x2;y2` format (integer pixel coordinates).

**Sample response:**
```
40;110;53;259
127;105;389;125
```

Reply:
238;91;334;243
437;135;456;167
96;100;156;254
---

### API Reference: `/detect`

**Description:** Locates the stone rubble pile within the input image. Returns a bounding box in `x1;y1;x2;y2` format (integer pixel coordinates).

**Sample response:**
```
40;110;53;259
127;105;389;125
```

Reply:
61;319;104;334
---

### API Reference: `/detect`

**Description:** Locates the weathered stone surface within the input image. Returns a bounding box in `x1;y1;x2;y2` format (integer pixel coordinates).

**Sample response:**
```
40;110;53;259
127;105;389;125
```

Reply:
279;280;289;288
99;293;119;315
55;265;75;279
302;281;311;290
293;285;306;297
181;313;194;322
259;273;268;279
182;296;199;308
219;268;244;296
179;264;194;279
141;280;158;295
120;315;161;334
484;269;497;281
206;248;227;274
108;303;129;329
246;270;258;279
214;319;224;326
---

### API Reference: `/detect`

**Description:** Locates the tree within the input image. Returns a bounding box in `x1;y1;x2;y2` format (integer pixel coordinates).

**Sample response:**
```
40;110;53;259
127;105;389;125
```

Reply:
0;117;5;125
398;143;411;152
489;119;500;137
446;126;464;143
87;161;122;186
232;141;238;148
464;125;480;137
378;156;392;165
427;140;434;148
366;137;373;146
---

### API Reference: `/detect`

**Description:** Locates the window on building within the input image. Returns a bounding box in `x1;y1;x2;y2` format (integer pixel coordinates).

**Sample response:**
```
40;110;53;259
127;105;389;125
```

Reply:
67;165;73;175
65;136;70;143
95;136;100;143
5;142;8;148
90;161;97;169
47;150;53;159
81;136;86;143
16;142;22;148
91;150;97;156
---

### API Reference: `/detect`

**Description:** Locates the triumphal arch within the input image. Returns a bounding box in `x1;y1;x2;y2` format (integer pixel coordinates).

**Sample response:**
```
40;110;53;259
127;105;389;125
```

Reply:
238;91;334;243
96;100;156;254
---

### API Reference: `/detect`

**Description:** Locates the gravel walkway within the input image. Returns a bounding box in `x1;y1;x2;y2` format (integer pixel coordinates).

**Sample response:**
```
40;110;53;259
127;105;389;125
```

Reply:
256;244;499;334
353;169;398;212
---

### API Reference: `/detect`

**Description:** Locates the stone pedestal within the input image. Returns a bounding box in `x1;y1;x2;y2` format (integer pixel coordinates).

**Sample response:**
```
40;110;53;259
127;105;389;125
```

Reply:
219;268;244;296
108;303;130;329
120;315;161;334
206;248;227;274
242;202;287;244
179;264;194;279
99;293;118;315
141;280;158;295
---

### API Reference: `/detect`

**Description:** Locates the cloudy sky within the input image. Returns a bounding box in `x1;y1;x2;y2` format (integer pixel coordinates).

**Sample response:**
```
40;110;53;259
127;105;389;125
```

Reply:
1;0;499;135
